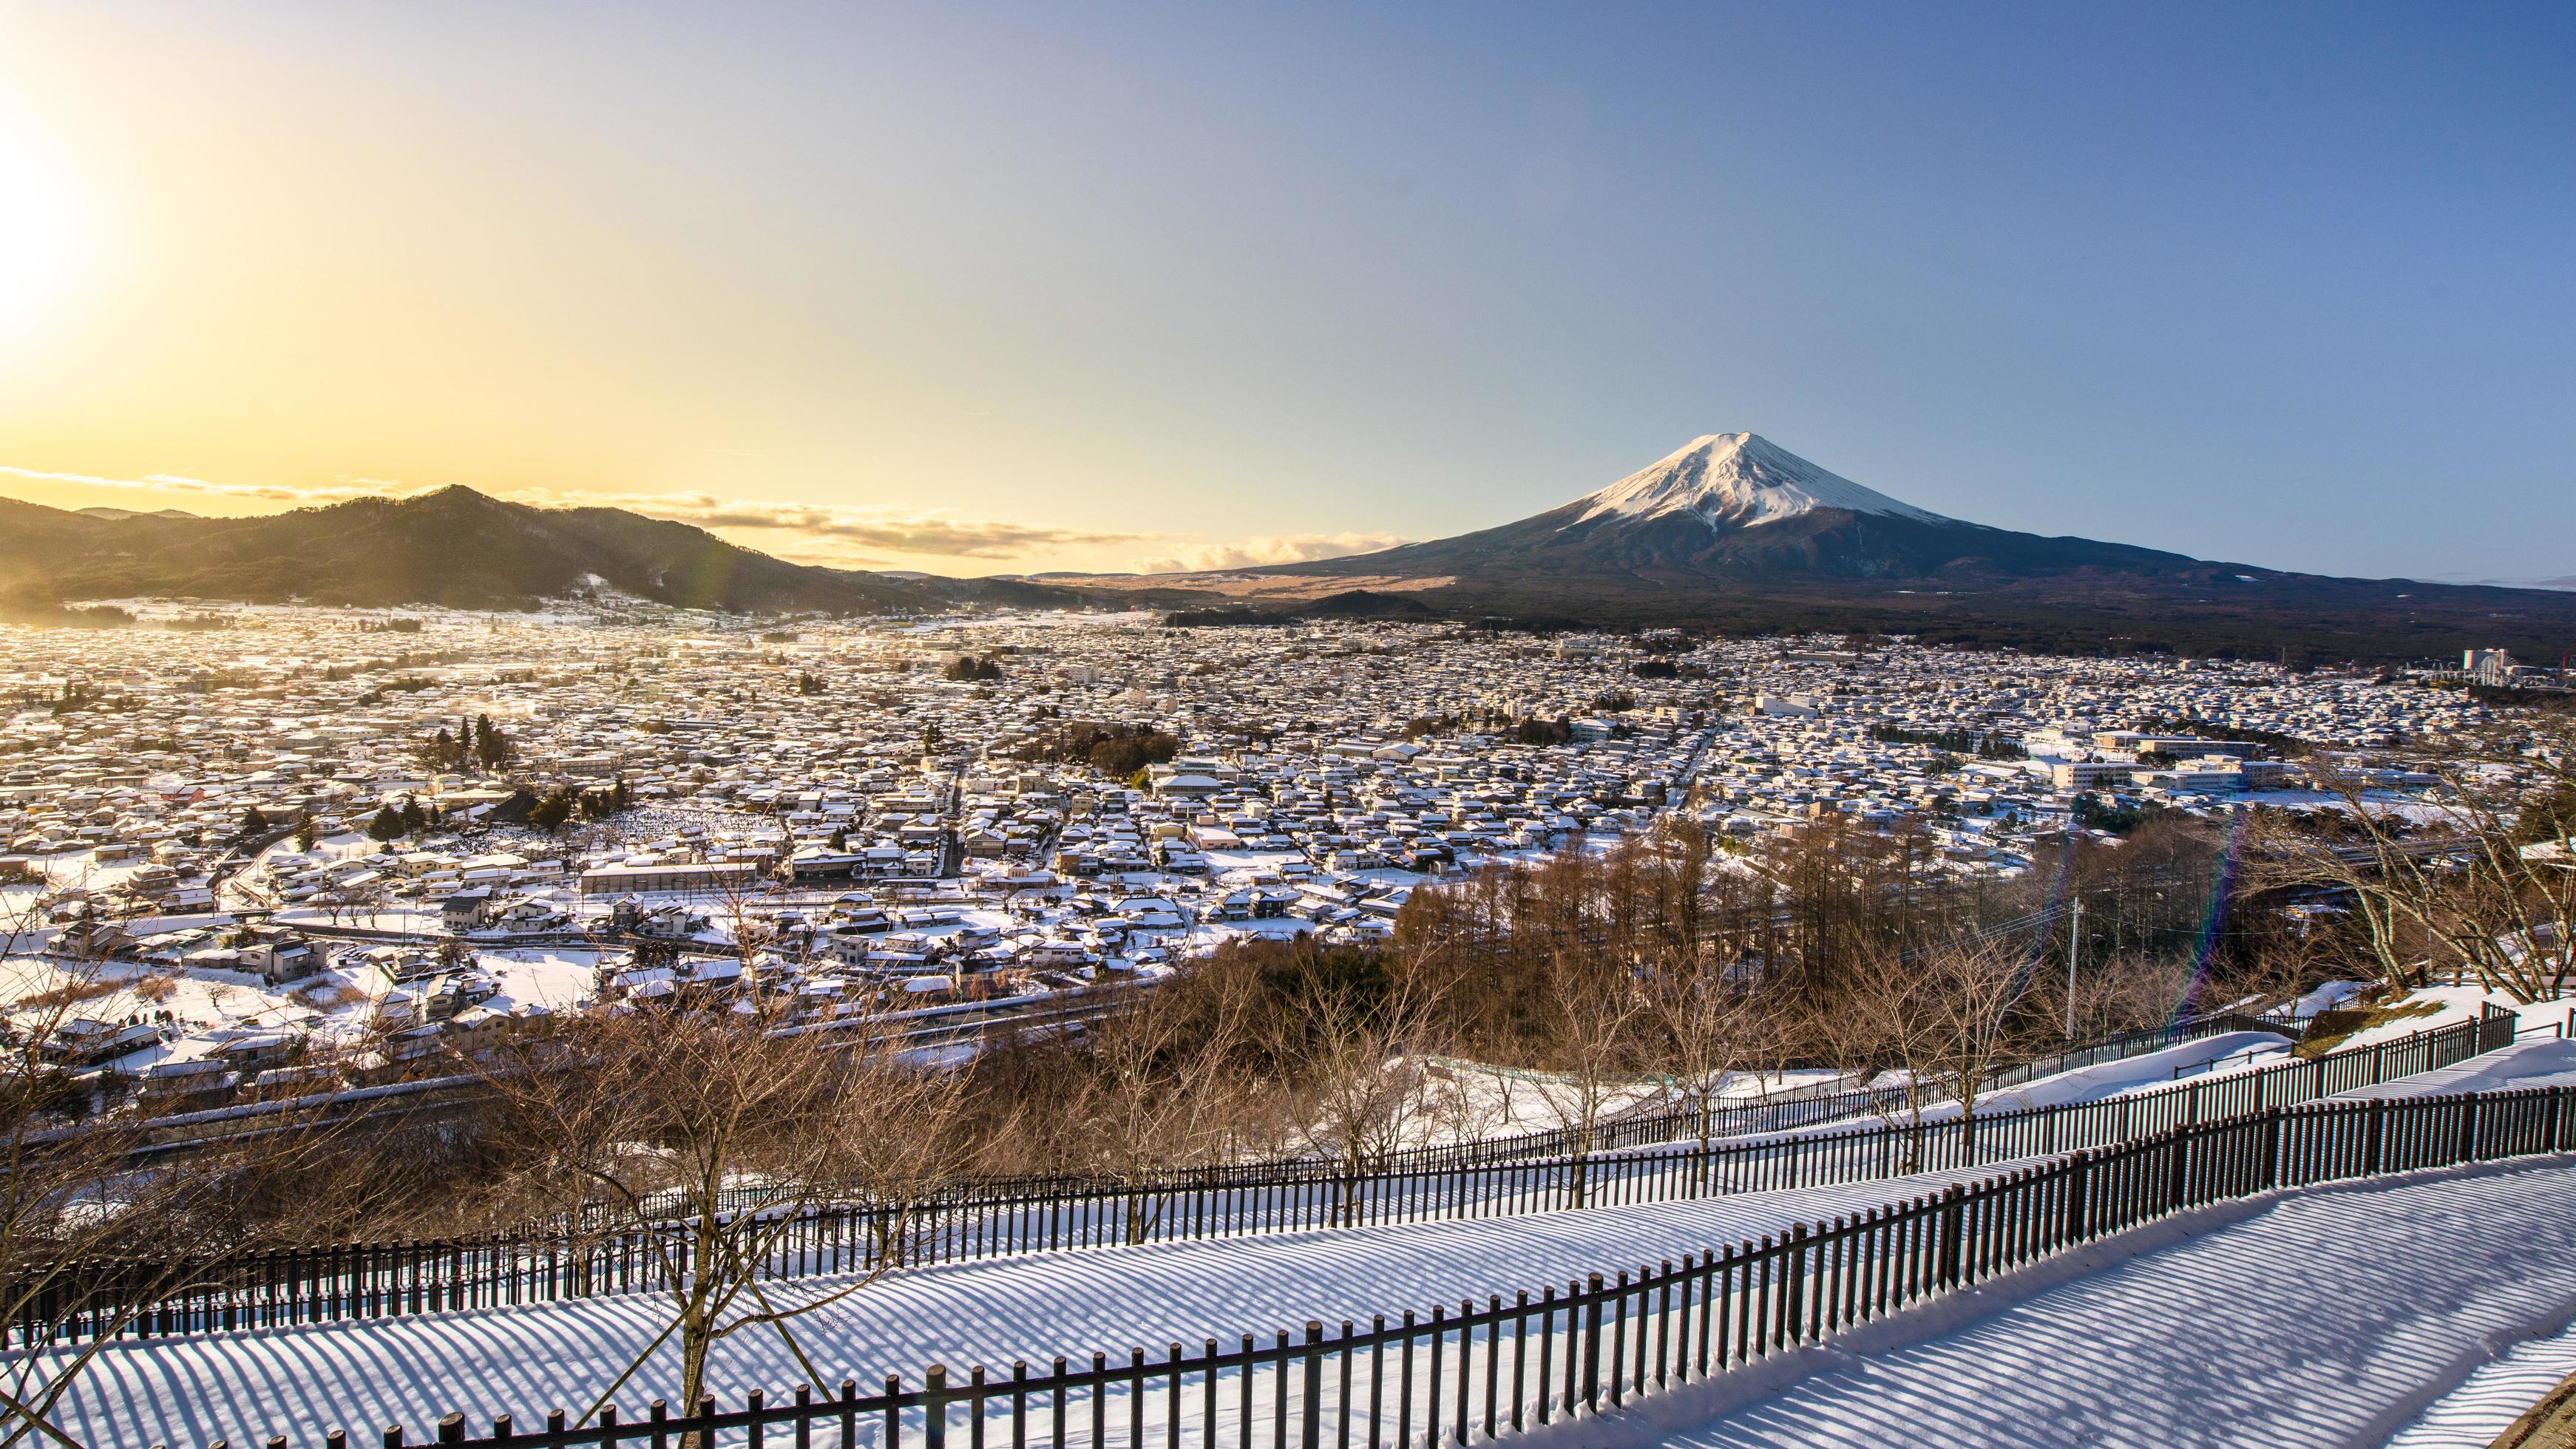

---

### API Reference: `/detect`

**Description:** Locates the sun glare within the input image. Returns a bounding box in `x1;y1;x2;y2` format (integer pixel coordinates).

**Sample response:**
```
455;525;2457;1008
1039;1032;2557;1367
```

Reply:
0;110;91;351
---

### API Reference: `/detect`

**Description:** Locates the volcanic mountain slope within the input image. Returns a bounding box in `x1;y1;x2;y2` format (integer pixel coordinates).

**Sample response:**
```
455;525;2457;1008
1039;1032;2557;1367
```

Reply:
0;487;1068;615
1253;432;2576;659
1295;432;2209;584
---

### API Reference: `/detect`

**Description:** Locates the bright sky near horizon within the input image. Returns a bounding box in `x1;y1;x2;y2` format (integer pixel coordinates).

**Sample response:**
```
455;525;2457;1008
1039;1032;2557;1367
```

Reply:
0;2;2570;581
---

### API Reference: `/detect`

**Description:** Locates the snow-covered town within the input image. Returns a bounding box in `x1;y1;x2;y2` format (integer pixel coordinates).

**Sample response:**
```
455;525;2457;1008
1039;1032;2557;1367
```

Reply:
0;600;2518;1109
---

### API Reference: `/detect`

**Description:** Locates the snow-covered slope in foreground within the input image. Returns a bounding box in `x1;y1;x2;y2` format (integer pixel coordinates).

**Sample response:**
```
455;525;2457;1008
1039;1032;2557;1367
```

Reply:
1573;433;1954;529
2390;1323;2576;1448
27;1161;2044;1447
1539;1156;2576;1449
2336;1037;2576;1100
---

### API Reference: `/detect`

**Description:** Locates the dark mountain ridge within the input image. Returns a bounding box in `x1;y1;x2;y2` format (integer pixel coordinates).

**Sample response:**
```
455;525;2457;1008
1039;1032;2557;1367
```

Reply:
0;486;1072;617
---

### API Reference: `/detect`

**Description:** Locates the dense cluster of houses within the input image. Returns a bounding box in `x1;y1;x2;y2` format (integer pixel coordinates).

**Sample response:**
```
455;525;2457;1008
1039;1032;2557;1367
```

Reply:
0;599;2518;1116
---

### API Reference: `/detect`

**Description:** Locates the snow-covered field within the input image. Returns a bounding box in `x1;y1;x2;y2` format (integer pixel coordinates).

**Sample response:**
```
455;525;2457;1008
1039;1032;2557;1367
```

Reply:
1968;1030;2296;1115
1395;1059;1687;1153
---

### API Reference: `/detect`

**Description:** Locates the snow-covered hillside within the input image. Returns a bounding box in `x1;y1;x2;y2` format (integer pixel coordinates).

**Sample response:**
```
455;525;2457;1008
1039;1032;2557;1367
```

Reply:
1573;433;1954;529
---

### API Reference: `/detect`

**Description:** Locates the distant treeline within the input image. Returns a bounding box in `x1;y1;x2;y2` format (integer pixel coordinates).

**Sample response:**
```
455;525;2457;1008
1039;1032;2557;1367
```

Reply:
0;602;134;629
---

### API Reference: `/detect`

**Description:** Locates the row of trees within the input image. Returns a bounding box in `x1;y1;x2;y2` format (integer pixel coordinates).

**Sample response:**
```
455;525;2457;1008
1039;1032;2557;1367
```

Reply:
365;776;637;843
952;813;2248;1216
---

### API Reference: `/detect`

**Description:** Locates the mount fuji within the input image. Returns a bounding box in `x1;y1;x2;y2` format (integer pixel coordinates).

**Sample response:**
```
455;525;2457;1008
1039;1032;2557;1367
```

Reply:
1279;431;2194;585
1233;432;2576;658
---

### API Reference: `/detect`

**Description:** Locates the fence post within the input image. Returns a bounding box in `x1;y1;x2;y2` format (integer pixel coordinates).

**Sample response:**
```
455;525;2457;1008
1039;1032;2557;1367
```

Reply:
2061;1152;2089;1245
1937;1187;1965;1289
2261;1109;2282;1191
1582;1273;1604;1412
926;1364;948;1449
1783;1224;1808;1343
2365;1097;2387;1176
2165;1126;2189;1209
1302;1321;1323;1449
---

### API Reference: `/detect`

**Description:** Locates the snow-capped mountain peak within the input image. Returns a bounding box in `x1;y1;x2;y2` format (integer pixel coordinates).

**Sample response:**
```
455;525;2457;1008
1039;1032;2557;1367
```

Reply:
1573;433;1952;529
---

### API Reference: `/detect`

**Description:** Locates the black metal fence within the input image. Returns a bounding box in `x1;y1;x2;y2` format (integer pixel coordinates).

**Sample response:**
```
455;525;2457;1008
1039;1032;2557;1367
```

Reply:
194;1073;2576;1449
28;1011;2509;1351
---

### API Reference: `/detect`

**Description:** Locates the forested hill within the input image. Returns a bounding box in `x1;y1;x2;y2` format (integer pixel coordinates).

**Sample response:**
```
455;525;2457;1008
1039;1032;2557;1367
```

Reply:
0;487;1073;616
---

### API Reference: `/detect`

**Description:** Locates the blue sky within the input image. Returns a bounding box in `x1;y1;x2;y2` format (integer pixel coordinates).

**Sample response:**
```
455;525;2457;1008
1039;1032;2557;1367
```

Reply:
2;1;2569;579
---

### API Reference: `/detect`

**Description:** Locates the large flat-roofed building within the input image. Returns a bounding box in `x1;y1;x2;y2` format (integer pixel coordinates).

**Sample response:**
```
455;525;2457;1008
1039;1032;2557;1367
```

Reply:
2050;760;2135;791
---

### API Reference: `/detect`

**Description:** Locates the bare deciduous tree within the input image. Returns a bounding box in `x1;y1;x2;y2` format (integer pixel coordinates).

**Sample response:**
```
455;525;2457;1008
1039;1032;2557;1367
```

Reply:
1274;944;1449;1224
472;999;966;1427
1539;951;1649;1205
1831;936;2037;1169
2033;949;2196;1047
1045;949;1270;1242
2264;737;2576;1004
1633;949;1781;1155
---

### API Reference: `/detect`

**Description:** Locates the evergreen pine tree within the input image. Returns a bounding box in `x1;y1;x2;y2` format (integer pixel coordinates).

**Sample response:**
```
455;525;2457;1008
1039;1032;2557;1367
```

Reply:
527;787;575;832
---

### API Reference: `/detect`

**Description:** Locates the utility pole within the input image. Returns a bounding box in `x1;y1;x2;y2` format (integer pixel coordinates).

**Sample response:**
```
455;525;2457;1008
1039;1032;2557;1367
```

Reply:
2066;895;2084;1038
